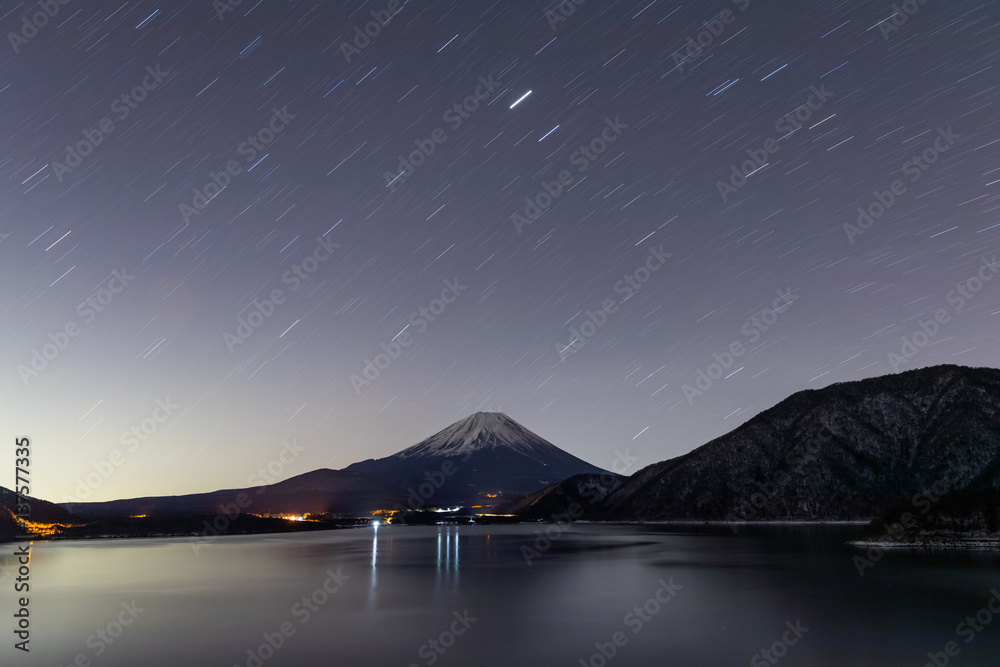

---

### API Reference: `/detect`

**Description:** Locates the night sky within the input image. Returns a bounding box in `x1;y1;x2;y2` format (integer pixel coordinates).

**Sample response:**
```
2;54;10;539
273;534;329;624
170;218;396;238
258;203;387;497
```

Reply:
2;0;998;503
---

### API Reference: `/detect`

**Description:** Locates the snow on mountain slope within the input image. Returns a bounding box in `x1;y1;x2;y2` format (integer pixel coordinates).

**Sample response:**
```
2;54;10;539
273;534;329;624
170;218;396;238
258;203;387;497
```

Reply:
396;412;567;462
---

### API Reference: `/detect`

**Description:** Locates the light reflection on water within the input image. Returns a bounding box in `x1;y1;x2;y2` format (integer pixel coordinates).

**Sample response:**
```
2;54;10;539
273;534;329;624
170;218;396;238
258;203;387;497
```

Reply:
3;523;1000;667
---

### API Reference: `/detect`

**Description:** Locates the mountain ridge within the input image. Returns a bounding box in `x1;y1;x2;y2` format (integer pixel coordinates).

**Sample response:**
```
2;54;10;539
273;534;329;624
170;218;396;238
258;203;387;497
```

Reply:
62;468;407;519
521;365;1000;523
42;365;1000;532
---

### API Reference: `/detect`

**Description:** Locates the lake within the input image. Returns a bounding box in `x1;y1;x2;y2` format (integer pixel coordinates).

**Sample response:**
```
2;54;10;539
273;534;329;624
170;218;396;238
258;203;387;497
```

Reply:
4;523;1000;666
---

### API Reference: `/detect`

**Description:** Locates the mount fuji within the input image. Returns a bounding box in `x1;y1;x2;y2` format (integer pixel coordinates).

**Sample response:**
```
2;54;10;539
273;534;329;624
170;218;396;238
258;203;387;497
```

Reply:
57;412;607;521
345;412;608;507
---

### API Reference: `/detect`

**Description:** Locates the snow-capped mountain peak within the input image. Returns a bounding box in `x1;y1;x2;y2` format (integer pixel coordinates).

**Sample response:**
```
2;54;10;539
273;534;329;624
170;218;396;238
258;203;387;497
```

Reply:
397;412;557;460
343;411;608;503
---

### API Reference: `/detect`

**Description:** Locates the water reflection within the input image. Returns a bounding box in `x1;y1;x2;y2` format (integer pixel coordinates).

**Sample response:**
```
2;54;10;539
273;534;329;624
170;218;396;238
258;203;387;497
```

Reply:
17;525;1000;667
436;525;460;598
368;522;379;609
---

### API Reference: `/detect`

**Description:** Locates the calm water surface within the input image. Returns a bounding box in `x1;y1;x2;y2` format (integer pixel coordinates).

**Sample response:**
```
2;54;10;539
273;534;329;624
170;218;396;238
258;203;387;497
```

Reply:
4;523;1000;666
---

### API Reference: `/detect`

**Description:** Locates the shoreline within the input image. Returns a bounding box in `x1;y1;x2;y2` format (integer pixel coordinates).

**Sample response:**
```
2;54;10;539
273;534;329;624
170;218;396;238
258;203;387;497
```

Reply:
3;518;875;545
849;535;1000;551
